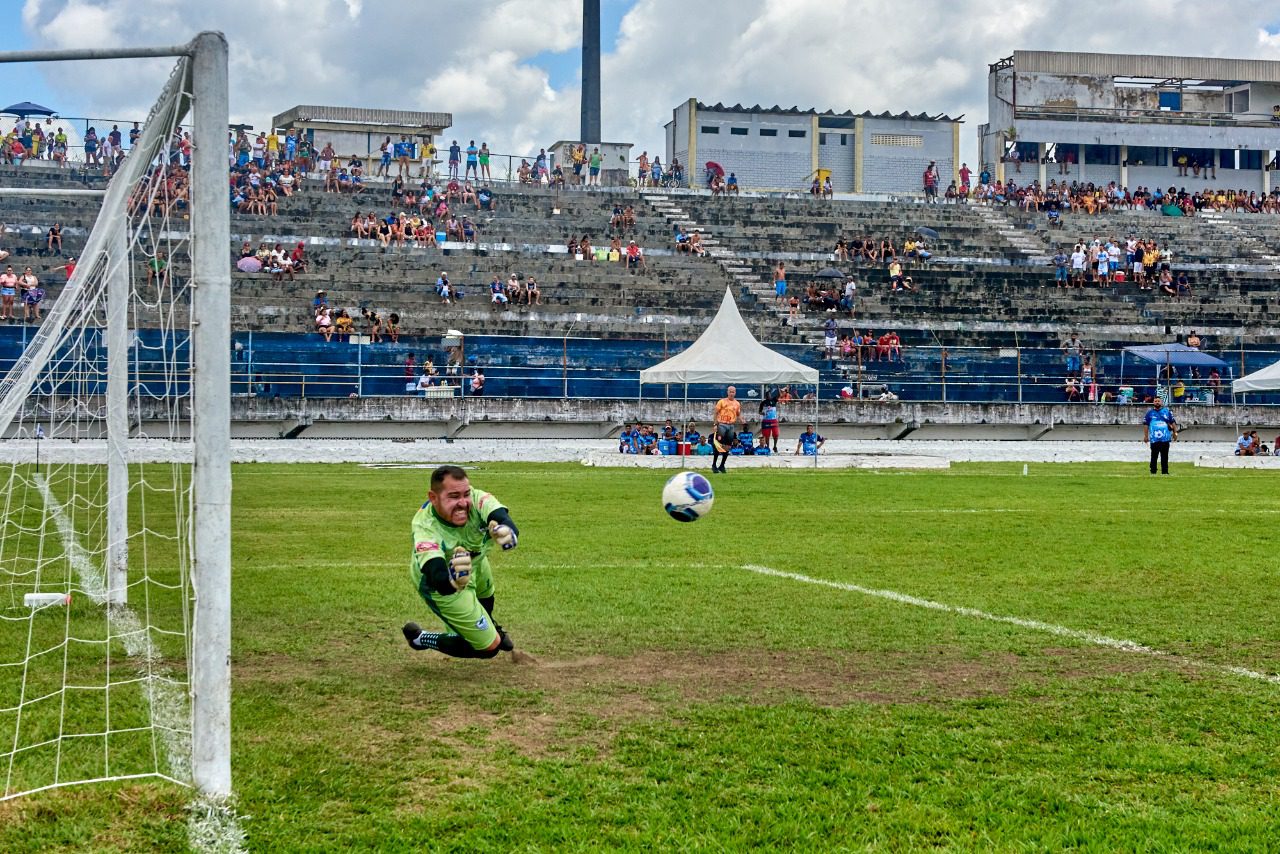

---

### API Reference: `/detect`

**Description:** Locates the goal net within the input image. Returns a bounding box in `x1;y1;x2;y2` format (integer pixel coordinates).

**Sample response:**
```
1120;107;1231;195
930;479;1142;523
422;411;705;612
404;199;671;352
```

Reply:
0;34;230;804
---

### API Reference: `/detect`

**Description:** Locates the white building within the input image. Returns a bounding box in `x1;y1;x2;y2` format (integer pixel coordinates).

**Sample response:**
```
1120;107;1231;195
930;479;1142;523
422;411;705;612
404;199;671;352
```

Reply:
979;51;1280;190
664;99;962;194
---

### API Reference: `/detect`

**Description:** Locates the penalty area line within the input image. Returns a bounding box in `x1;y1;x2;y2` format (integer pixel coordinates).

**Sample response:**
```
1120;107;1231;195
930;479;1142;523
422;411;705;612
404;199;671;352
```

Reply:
739;564;1280;687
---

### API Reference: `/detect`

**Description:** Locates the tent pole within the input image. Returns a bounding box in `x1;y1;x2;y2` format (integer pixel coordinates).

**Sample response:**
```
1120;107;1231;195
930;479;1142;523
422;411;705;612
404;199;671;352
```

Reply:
683;382;688;470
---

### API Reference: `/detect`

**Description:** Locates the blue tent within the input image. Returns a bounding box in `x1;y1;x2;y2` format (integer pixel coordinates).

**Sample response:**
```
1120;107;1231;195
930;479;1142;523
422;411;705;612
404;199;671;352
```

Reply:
1120;344;1230;401
1123;343;1228;370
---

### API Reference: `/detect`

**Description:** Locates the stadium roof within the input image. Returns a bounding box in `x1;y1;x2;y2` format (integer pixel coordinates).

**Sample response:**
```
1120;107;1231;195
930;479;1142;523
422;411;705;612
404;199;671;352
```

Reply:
640;288;818;386
1007;50;1280;85
695;101;962;123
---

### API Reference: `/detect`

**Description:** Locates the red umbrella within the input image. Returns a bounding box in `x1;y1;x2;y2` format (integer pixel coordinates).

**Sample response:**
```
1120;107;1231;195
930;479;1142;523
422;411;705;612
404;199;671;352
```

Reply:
704;161;724;177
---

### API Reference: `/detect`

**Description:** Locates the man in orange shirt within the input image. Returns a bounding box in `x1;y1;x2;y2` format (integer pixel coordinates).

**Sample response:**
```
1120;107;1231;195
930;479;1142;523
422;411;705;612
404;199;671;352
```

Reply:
711;385;741;473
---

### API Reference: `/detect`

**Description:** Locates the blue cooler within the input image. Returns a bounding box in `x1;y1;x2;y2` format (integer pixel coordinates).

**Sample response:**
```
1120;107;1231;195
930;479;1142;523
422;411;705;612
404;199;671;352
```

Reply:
658;439;677;455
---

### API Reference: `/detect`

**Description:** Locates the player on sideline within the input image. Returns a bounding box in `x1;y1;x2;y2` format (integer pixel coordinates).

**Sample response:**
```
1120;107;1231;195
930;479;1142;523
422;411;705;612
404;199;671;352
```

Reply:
711;385;741;473
402;465;530;661
1142;398;1178;475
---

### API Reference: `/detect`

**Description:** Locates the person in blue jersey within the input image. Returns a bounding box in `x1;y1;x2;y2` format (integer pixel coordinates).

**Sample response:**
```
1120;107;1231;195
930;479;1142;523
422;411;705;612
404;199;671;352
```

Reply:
1142;398;1178;475
794;425;826;456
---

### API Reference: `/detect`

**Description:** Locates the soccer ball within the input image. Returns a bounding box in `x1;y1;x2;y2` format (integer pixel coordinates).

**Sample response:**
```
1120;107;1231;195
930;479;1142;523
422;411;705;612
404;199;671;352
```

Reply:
662;471;714;522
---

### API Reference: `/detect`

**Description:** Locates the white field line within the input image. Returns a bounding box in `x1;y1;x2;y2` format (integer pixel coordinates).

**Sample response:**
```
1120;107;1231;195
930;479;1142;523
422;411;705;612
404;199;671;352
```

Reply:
739;564;1280;687
35;475;246;853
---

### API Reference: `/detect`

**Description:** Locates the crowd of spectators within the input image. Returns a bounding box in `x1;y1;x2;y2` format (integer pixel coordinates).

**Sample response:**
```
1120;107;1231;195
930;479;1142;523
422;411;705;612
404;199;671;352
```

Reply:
1051;236;1192;298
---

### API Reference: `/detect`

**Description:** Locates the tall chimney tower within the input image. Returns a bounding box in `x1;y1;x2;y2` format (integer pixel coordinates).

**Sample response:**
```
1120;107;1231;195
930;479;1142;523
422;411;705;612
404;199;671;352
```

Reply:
580;0;601;143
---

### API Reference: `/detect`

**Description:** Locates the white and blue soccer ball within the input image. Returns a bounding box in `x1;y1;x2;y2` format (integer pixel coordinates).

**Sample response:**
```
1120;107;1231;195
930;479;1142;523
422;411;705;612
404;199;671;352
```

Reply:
662;471;714;522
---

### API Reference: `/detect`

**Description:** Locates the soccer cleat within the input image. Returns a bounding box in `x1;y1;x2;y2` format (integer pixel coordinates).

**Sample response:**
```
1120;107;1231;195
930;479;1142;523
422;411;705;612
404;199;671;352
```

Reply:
402;622;427;650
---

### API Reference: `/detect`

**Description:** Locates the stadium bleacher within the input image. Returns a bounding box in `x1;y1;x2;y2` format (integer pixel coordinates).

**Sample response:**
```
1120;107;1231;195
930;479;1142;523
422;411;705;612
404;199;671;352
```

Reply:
2;161;1279;403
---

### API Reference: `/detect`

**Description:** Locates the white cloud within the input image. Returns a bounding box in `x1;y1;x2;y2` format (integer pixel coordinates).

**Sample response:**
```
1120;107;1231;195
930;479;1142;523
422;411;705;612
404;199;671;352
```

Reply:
16;0;1280;165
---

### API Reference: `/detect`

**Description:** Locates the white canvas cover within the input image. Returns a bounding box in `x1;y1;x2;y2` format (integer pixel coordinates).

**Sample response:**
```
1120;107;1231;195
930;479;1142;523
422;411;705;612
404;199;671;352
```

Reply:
1232;357;1280;393
639;288;819;386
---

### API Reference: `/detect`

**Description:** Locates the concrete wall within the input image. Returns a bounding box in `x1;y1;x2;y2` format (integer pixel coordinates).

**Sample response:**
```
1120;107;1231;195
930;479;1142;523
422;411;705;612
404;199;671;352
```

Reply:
692;109;813;190
860;117;955;195
818;130;855;192
201;396;1278;442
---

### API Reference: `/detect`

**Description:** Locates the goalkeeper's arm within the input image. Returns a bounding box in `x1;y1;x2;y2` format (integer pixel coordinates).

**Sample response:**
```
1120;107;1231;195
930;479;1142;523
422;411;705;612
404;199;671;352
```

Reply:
486;507;519;550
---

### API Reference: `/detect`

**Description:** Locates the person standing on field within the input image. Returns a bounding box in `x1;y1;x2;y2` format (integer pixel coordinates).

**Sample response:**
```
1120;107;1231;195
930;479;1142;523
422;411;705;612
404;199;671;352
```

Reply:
710;385;741;474
402;465;532;662
1143;398;1178;475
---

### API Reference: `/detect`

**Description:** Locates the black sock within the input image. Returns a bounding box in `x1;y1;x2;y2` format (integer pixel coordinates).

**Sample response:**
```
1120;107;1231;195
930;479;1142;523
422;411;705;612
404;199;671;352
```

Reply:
416;631;499;659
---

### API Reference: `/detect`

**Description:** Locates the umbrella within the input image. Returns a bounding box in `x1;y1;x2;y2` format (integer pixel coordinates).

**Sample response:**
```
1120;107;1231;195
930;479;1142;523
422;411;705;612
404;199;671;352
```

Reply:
814;267;847;279
2;102;57;118
704;161;724;177
915;226;939;240
236;257;262;273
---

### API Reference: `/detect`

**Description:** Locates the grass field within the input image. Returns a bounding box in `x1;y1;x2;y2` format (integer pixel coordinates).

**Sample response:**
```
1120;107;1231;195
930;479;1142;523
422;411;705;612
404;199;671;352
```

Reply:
3;460;1280;851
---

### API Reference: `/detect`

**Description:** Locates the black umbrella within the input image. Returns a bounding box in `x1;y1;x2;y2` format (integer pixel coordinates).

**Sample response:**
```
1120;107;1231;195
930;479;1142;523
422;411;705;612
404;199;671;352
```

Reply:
814;267;847;279
915;226;940;240
2;101;57;118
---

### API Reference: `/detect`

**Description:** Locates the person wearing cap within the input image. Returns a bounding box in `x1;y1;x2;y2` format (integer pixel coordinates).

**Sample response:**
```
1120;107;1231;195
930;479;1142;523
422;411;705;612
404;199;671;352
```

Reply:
313;289;327;310
624;240;646;272
1143;397;1178;475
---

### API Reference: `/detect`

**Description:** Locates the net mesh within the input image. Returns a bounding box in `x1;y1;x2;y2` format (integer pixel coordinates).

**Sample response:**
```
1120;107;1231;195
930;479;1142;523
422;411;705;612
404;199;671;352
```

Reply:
0;54;200;799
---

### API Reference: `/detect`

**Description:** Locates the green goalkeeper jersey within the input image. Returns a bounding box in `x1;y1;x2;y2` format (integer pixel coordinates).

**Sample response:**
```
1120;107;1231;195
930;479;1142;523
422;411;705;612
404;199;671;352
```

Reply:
410;487;505;574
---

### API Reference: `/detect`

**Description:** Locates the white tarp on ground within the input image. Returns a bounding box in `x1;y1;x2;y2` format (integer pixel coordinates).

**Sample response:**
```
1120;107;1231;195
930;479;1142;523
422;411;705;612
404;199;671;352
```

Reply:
639;287;818;386
1232;358;1280;393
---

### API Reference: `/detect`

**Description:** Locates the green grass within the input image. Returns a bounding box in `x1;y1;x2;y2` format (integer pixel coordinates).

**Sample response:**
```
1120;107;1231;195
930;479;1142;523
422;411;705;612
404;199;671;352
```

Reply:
4;461;1280;851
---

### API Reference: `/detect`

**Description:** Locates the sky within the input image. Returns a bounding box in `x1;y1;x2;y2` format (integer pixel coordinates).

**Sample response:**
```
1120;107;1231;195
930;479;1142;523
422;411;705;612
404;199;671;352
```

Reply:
4;0;1280;168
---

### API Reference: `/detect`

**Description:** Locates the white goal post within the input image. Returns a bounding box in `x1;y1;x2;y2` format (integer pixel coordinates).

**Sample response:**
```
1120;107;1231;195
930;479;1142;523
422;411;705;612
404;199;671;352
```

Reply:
0;31;230;803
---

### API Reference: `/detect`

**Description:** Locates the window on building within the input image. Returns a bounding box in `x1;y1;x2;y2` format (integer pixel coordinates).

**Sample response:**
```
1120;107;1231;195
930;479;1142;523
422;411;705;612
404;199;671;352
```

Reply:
788;130;806;138
1218;149;1238;170
1241;150;1263;170
1049;143;1078;165
819;133;827;145
1083;144;1119;166
1228;89;1250;113
1125;146;1166;167
841;135;848;146
730;127;748;136
869;133;923;147
759;128;777;137
701;125;719;134
1157;91;1182;112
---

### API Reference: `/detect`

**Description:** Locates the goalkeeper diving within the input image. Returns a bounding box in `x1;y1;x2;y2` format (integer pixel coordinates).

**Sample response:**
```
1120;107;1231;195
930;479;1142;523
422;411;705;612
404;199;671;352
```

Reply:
402;464;529;661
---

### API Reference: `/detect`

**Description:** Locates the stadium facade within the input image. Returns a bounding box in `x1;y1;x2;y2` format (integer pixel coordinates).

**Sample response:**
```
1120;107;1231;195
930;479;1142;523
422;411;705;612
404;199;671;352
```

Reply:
664;99;961;194
270;104;452;163
979;51;1280;190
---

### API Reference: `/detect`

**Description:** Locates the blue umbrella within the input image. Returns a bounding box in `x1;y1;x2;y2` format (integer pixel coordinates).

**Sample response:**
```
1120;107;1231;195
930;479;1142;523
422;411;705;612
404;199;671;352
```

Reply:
2;102;57;118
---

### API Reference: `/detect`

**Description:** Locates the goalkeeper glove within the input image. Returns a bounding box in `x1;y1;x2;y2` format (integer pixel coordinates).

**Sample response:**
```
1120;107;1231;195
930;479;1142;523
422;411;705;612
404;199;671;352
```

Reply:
447;547;472;591
488;520;518;551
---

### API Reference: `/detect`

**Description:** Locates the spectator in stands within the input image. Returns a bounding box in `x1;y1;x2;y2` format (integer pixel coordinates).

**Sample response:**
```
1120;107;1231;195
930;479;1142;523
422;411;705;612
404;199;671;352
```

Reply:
923;161;940;203
688;232;707;257
525;276;541;305
726;172;739;194
625;241;647;272
710;173;726;197
1063;333;1084;377
886;330;902;361
579;234;594;260
19;266;42;322
362;307;383;342
334;309;353;341
1064;376;1082;402
436;271;453;304
46;223;63;256
834;237;849;262
888;258;905;290
468;369;485;396
315;305;334;341
822;176;833;199
490;277;510;310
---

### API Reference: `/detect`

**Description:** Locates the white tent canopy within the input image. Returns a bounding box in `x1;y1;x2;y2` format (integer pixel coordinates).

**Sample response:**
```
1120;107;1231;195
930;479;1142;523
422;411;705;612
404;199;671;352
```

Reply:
639;288;819;386
1232;357;1280;393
